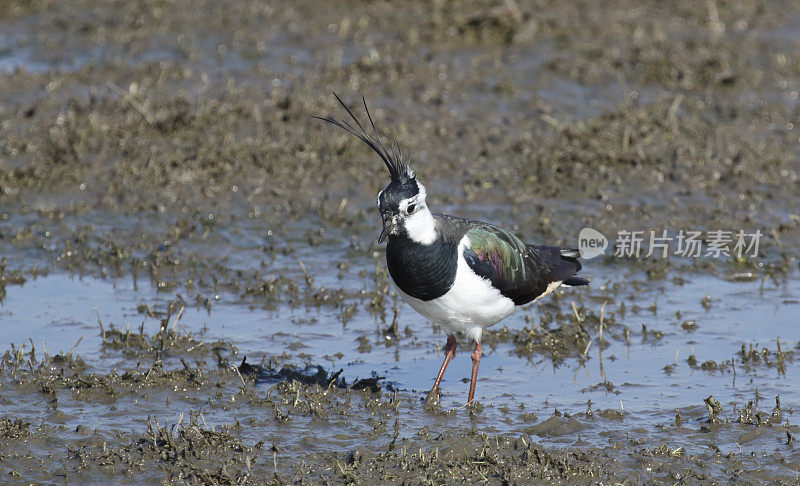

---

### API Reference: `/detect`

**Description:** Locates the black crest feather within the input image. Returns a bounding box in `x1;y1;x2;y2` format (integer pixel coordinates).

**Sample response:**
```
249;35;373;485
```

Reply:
314;94;413;184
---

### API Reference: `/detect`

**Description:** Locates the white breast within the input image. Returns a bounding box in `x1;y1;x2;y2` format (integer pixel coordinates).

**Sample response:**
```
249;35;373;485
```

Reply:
391;235;516;342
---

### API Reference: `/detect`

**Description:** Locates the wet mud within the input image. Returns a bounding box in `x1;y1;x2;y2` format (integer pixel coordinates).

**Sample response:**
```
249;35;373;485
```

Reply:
1;0;800;483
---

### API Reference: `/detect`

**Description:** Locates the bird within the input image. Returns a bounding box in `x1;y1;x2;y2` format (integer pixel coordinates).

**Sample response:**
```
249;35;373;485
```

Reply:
316;94;589;406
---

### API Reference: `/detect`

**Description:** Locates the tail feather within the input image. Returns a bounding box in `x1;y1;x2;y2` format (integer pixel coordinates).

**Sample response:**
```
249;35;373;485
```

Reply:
530;245;588;286
560;249;589;286
559;250;588;286
563;276;589;286
559;253;582;273
559;248;580;259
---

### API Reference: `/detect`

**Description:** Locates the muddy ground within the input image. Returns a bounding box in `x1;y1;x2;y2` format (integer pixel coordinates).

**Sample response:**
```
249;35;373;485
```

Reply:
1;0;799;484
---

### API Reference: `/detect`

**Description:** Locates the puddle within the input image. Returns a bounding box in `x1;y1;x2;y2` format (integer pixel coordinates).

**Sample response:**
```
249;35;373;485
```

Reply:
1;268;797;458
2;0;800;481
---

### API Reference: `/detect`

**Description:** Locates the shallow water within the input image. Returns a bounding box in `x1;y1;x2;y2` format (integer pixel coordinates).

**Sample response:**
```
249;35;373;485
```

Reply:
2;264;797;457
2;0;800;481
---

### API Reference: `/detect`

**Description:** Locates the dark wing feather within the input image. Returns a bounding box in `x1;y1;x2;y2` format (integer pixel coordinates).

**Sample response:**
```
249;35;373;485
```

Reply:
463;223;586;305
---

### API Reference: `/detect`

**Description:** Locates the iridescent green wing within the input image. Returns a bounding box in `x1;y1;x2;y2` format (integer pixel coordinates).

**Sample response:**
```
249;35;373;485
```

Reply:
463;223;577;305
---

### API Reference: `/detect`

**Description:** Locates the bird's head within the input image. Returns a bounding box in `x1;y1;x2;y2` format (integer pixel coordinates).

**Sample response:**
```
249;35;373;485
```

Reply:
376;171;431;244
316;94;433;244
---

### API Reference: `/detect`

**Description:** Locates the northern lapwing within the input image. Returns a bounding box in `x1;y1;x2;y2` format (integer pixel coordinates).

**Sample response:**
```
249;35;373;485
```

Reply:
316;95;589;406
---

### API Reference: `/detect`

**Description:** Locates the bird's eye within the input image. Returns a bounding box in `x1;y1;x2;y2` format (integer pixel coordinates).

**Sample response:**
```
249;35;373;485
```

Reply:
406;203;416;214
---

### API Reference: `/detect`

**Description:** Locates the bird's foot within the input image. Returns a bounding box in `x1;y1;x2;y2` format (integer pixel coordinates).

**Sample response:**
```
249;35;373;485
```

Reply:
424;388;441;408
466;400;483;413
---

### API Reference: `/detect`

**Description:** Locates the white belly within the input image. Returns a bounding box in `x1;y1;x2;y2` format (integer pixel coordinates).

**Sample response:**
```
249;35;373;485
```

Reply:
392;235;516;342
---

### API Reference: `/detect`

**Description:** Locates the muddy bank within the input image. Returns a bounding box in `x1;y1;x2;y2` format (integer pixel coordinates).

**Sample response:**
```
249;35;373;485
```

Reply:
1;0;799;483
5;415;797;484
1;325;798;484
0;0;798;286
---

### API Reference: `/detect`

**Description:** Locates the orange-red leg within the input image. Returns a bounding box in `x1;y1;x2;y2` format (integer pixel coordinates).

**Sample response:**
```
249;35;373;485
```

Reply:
467;341;482;406
425;334;457;404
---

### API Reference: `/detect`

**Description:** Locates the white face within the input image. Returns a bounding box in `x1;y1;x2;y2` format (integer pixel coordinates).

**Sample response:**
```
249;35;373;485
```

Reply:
376;180;436;244
398;186;426;219
398;183;436;244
